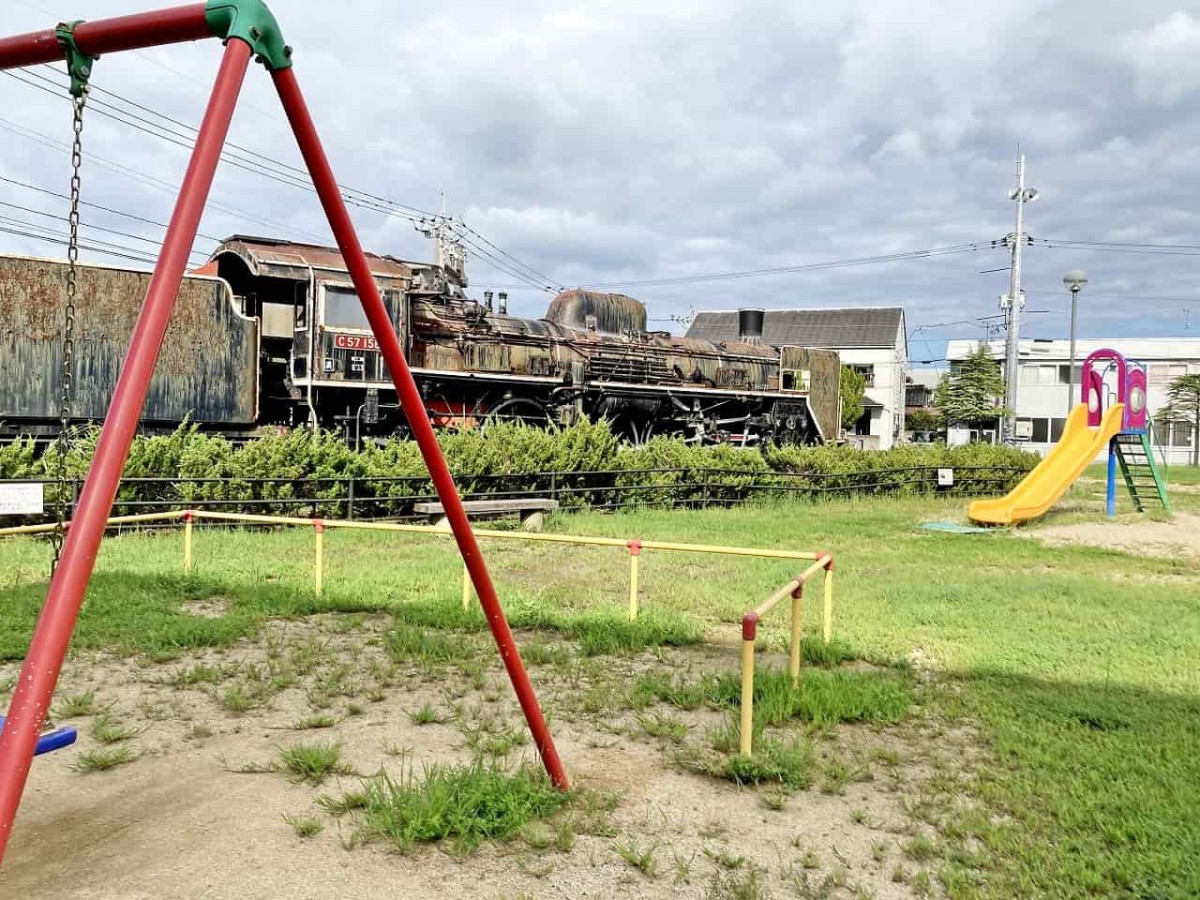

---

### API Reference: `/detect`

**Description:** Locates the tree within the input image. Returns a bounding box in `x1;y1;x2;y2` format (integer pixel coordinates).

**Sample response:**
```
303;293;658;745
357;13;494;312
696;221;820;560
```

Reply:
935;344;1007;429
1161;373;1200;466
906;408;943;434
840;365;866;431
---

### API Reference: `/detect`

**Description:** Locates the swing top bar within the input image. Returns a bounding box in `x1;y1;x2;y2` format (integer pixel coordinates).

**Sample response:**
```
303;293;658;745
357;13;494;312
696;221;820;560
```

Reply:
0;0;292;73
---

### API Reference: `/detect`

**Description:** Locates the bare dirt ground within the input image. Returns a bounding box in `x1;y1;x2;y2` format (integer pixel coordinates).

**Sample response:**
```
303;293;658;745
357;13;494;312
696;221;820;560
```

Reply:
1031;512;1200;559
0;617;960;899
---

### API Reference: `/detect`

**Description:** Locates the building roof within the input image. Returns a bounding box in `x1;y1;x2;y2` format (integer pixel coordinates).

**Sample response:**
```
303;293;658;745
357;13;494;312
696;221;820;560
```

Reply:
209;235;415;280
686;307;905;349
946;337;1200;363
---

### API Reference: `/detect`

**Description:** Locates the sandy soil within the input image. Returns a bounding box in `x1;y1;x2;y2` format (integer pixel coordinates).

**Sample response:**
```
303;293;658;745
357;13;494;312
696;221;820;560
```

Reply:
1031;512;1200;559
0;618;956;899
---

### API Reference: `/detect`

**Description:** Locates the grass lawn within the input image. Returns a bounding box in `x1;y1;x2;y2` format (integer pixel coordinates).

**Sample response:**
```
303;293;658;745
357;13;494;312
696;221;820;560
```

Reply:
1;489;1198;897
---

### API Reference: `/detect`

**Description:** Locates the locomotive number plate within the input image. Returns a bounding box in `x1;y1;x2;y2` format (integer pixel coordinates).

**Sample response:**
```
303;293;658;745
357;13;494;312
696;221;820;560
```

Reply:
333;334;379;351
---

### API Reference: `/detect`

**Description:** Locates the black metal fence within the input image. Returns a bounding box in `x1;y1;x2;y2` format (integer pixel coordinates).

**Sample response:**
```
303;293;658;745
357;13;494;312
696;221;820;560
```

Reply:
1;464;1031;524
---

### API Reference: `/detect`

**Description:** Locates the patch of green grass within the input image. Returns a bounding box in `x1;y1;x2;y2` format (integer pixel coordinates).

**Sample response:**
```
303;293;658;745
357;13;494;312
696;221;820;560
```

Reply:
636;711;688;745
355;761;570;854
55;690;98;718
629;671;719;710
459;716;529;759
283;813;324;838
169;663;226;686
72;745;135;772
707;865;768;899
713;667;911;729
316;789;368;817
221;683;269;714
407;702;444;726
678;719;815;789
90;710;137;744
276;741;352;786
295;714;336;730
614;837;660;879
903;833;937;862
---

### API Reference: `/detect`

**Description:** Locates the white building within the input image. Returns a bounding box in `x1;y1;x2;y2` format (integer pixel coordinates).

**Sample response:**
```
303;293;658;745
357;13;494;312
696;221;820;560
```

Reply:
687;307;908;449
945;337;1200;464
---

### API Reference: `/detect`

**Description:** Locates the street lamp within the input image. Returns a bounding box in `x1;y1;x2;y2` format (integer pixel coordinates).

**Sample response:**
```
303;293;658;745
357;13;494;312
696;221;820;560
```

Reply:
1063;269;1088;417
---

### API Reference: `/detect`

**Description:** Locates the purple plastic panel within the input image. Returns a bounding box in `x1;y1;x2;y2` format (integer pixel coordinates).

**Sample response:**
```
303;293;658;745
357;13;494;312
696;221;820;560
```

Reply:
1081;349;1128;428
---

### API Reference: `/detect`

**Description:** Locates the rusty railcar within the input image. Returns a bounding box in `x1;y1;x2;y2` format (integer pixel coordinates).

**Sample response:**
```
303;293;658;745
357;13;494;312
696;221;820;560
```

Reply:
0;254;257;437
0;237;838;445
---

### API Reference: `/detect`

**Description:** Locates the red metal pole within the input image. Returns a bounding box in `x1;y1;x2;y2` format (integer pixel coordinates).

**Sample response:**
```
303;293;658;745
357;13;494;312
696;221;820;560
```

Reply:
0;4;210;71
271;66;570;791
0;38;252;863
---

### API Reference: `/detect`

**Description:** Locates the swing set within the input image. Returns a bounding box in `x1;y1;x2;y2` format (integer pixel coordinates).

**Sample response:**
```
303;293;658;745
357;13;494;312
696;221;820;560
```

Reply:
0;0;567;864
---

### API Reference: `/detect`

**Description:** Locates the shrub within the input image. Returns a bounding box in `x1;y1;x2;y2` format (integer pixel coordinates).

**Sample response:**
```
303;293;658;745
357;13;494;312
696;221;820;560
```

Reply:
2;421;1039;520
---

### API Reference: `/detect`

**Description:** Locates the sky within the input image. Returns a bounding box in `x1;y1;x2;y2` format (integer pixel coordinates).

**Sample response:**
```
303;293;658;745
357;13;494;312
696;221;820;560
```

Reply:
2;0;1199;366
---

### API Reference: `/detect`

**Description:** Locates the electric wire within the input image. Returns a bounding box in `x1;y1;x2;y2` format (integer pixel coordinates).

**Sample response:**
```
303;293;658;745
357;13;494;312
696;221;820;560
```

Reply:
6;66;558;291
592;243;984;289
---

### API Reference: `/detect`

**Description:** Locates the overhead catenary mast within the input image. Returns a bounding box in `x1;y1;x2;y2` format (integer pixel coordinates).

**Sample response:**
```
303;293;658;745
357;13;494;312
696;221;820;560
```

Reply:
1001;153;1038;443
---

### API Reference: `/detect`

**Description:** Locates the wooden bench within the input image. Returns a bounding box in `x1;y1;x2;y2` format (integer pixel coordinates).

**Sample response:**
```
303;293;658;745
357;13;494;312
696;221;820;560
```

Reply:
413;498;560;531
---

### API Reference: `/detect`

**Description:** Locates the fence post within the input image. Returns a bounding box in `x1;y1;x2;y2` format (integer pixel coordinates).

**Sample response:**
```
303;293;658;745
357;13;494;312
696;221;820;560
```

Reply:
627;540;642;620
347;476;355;521
462;560;472;612
789;580;804;687
821;554;834;644
183;510;194;574
740;612;757;756
313;520;325;596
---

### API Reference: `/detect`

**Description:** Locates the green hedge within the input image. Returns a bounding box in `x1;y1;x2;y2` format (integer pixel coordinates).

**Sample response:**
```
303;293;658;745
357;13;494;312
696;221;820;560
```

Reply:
0;421;1039;518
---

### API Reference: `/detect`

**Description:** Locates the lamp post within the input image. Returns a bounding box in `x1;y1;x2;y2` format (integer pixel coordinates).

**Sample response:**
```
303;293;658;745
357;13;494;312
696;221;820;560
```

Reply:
1063;270;1088;418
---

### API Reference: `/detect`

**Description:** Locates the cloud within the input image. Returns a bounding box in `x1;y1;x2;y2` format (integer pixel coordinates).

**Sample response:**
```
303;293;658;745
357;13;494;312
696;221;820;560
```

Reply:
1122;11;1200;105
0;0;1198;351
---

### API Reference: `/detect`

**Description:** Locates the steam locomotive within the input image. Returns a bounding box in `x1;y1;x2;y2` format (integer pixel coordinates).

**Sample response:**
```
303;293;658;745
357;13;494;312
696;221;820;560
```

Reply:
0;236;839;445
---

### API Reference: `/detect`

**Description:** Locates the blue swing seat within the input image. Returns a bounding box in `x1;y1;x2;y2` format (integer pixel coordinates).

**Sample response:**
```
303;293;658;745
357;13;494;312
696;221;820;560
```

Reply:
0;715;78;756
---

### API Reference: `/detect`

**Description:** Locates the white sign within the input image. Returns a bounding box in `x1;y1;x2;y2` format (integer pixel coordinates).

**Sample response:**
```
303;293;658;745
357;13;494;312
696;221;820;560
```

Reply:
0;483;45;515
936;468;954;487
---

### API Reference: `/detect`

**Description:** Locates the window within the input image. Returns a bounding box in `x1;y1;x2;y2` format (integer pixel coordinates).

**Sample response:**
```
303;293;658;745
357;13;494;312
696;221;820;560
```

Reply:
850;364;875;387
781;369;810;391
1154;420;1171;445
1050;417;1066;442
1020;365;1059;385
323;284;371;330
1172;422;1194;448
1031;418;1050;443
1057;365;1081;385
294;283;308;330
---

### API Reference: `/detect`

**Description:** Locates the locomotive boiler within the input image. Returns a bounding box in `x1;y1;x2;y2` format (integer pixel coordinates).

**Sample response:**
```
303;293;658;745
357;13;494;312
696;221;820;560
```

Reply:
0;236;840;445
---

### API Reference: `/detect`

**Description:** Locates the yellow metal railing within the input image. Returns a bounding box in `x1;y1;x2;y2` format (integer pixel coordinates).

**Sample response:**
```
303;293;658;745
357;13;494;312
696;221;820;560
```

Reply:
738;553;834;756
3;508;838;744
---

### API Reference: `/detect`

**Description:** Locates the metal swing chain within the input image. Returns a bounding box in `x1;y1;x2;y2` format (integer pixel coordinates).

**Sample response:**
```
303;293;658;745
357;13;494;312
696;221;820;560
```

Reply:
51;92;86;575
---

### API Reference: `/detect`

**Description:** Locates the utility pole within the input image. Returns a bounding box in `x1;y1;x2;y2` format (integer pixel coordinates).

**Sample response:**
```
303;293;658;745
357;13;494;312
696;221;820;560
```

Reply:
1001;154;1037;443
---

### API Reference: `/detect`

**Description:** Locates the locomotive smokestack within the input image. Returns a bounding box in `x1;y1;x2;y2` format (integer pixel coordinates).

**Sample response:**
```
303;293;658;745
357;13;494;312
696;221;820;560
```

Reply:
484;290;494;310
738;308;765;344
498;292;508;315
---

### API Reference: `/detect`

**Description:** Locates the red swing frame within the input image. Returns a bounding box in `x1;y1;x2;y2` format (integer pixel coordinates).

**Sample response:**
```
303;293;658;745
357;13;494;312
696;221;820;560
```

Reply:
0;2;568;863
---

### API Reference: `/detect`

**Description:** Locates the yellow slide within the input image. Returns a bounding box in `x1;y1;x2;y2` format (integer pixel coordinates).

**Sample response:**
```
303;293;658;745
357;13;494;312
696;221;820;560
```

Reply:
968;403;1125;526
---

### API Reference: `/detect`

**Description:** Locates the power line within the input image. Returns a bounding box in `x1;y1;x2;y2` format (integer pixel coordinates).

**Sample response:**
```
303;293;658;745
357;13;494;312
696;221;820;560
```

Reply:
591;243;985;289
0;111;326;243
0;223;163;266
8;66;557;291
0;200;208;261
0;174;223;244
1035;237;1200;256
